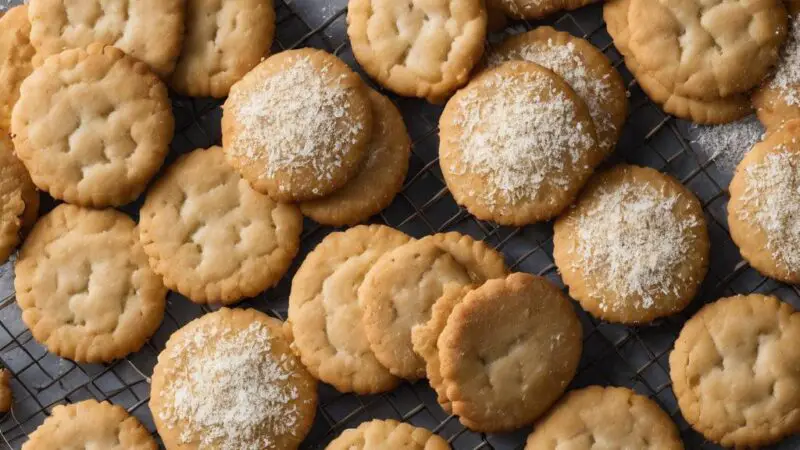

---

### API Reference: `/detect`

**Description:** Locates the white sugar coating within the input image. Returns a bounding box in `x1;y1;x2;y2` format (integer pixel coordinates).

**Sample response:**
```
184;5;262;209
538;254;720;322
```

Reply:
691;115;765;172
737;147;800;271
158;321;302;450
572;181;700;311
450;69;595;205
768;14;800;106
488;39;615;149
228;55;363;181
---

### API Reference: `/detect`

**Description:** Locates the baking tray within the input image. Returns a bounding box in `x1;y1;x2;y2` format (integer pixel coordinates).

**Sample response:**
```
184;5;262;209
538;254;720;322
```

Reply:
1;0;799;449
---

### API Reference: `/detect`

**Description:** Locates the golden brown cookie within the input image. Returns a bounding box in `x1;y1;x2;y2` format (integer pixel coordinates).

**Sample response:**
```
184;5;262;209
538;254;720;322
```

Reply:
0;5;34;132
15;204;166;363
170;0;275;97
0;133;38;263
27;0;184;78
326;419;451;450
728;120;800;283
286;225;411;394
553;165;709;324
487;26;628;157
753;13;800;131
347;0;487;103
11;43;174;208
151;308;318;450
140;146;302;304
526;386;683;449
439;273;583;432
670;294;800;447
300;90;411;226
427;231;508;281
0;369;11;413
439;61;602;226
222;48;373;202
22;400;157;450
496;0;599;19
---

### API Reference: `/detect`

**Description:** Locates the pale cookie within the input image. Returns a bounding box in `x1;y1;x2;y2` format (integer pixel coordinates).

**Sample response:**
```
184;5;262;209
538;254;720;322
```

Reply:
728;120;800;283
438;273;583;432
27;0;184;78
0;369;10;413
286;225;411;394
140;146;302;304
753;13;800;131
487;26;628;157
11;43;174;208
553;165;709;324
15;204;165;363
151;308;317;450
428;231;508;281
0;5;34;132
496;0;599;19
670;294;800;447
300;90;411;226
526;386;683;449
222;48;373;202
359;237;472;380
0;133;38;263
439;61;602;225
347;0;487;103
326;419;451;450
22;400;157;450
411;283;474;412
170;0;275;98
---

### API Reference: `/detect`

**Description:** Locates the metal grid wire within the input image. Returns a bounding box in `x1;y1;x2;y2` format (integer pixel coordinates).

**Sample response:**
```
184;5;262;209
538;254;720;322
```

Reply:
0;1;799;449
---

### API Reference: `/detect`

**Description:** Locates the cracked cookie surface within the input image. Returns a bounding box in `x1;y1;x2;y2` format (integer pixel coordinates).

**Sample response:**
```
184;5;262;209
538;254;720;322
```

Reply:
326;419;450;450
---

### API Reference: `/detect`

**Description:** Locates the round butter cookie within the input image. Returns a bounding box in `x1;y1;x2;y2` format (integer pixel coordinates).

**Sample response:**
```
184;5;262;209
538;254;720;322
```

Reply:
140;146;302;304
670;294;800;447
15;204;166;363
438;273;583;432
487;26;627;157
526;386;683;450
0;133;38;263
728;120;800;283
151;308;318;450
0;5;34;132
753;13;800;131
439;60;602;225
553;165;709;324
300;90;411;226
347;0;487;103
326;419;451;450
11;43;174;208
222;48;372;202
496;0;599;19
287;225;411;394
22;400;157;450
27;0;184;78
170;0;275;98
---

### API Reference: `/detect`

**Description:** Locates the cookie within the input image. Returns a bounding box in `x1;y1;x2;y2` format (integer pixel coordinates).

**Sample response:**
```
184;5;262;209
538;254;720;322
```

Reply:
670;294;800;447
151;308;317;450
525;386;683;449
222;48;373;202
410;283;474;412
553;165;709;324
0;369;10;413
728;120;800;283
22;400;157;450
753;13;800;131
300;90;411;226
15;204;165;363
11;43;174;208
428;231;509;281
170;0;275;98
27;0;184;78
496;0;599;19
140;146;302;304
487;26;628;157
438;273;583;432
359;237;473;380
0;5;34;132
439;60;602;226
347;0;487;103
286;225;411;394
0;133;38;263
326;419;451;450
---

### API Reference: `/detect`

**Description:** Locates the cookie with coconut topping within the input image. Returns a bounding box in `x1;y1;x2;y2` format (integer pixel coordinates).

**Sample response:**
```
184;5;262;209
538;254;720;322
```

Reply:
553;165;709;324
439;61;603;226
150;308;317;450
753;13;800;131
222;48;373;203
728;120;800;283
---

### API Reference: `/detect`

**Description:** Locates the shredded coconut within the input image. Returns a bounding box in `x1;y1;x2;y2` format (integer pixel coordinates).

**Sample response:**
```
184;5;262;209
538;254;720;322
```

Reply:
768;14;800;106
158;321;302;450
691;115;765;172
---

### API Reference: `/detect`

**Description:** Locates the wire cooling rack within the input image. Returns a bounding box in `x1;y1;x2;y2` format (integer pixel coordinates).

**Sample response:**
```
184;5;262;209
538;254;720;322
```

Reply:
1;1;799;449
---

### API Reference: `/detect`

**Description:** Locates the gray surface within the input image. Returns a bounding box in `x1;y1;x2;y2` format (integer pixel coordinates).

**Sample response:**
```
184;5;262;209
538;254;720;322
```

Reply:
1;1;799;449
